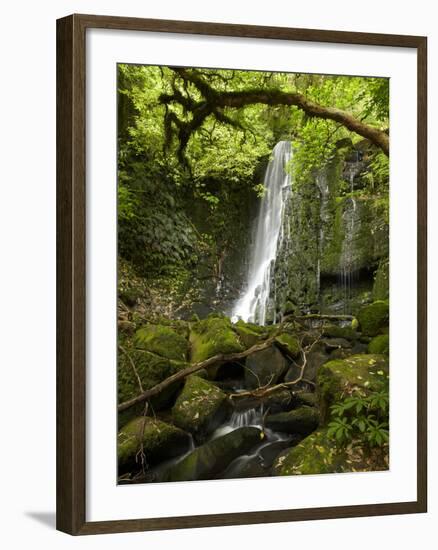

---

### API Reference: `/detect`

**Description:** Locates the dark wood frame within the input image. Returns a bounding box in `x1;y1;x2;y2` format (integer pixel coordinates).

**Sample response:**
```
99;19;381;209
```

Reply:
57;13;428;535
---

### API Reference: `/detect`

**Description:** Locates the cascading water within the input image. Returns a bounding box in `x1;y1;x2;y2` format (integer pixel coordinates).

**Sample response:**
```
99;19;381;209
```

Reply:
232;141;292;325
339;159;362;313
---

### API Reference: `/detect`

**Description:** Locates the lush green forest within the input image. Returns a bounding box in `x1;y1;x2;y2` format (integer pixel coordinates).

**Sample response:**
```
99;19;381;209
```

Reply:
117;65;390;483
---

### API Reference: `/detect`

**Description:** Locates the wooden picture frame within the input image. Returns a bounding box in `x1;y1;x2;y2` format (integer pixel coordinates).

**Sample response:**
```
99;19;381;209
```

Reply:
56;13;427;535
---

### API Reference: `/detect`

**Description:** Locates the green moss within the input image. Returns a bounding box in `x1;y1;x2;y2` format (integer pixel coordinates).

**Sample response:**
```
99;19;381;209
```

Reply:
118;416;190;469
317;354;389;422
118;348;188;423
134;324;189;361
321;198;345;273
357;300;389;336
368;334;389;355
275;333;300;357
172;375;229;439
233;320;265;348
372;259;389;301
272;427;388;476
189;317;244;364
322;324;357;340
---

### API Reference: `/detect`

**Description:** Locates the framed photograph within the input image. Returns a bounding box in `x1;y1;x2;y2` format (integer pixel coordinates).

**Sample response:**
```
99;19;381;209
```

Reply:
56;14;427;535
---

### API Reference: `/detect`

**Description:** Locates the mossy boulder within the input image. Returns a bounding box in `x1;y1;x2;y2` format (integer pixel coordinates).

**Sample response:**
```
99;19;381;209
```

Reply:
135;324;189;361
317;354;389;422
357;301;389;336
245;345;288;389
368;334;389;355
171;375;230;440
189;318;244;377
275;333;300;357
265;406;320;436
322;324;358;340
118;349;188;425
118;417;191;472
272;426;389;476
232;320;266;348
163;427;263;481
271;428;343;476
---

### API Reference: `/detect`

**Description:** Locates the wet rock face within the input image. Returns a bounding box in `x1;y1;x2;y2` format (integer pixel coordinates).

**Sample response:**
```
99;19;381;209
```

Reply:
245;345;289;389
171;375;230;441
162;427;263;482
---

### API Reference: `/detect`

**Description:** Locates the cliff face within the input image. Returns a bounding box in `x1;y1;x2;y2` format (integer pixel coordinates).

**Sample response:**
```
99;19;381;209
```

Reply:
271;142;389;318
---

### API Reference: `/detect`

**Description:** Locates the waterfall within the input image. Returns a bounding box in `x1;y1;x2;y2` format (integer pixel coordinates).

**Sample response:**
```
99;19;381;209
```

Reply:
339;159;361;313
232;141;292;325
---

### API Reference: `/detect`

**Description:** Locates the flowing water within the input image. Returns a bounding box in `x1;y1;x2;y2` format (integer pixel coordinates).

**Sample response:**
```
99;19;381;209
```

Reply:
232;141;292;324
210;405;294;479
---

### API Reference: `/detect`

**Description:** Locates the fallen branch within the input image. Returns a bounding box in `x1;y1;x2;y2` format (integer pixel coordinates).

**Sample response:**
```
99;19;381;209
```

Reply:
118;315;339;413
118;334;278;412
228;332;322;401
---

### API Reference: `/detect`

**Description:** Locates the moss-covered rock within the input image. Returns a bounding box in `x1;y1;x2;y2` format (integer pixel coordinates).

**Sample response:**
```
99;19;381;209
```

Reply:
163;427;263;481
118;348;188;425
275;333;300;357
317;353;389;422
357;301;389;336
368;334;389;355
118;417;191;472
232;320;266;348
265;406;320;435
171;375;230;440
189;317;244;368
272;427;388;476
322;324;358;340
245;345;288;389
135;324;189;361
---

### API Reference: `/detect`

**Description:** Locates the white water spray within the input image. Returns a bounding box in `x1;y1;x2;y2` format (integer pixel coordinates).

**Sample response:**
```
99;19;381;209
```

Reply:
232;141;292;324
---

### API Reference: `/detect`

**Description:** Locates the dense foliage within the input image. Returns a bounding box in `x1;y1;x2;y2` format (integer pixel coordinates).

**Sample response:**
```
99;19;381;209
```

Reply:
117;65;389;282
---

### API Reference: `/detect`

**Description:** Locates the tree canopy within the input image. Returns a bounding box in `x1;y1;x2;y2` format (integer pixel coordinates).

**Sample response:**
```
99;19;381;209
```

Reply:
117;65;389;276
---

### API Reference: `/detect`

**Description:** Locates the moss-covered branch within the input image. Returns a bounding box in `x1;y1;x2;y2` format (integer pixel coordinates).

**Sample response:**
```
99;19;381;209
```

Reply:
160;68;389;157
